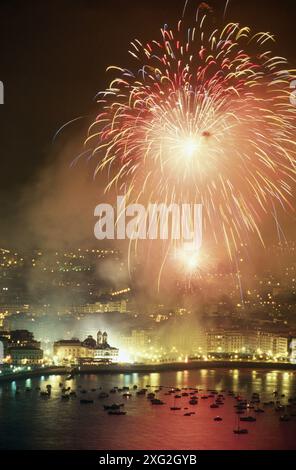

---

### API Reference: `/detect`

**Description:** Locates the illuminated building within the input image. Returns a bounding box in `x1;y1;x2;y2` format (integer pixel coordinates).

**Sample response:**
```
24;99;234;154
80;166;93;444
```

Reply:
205;330;288;357
93;331;119;362
0;340;4;364
73;300;127;314
225;333;245;354
120;330;150;350
272;336;288;357
82;335;97;349
0;329;44;365
53;340;91;362
53;331;119;364
290;339;296;364
0;330;11;358
246;331;288;356
8;330;41;349
207;332;226;353
8;346;43;365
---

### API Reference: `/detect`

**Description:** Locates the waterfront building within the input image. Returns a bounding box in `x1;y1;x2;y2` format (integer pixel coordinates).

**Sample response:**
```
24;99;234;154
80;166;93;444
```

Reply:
0;329;44;364
53;331;119;364
290;339;296;364
273;336;288;357
93;331;119;363
8;330;41;349
53;339;91;362
225;333;245;354
8;346;43;365
82;335;97;349
0;340;4;364
204;330;288;357
206;332;226;353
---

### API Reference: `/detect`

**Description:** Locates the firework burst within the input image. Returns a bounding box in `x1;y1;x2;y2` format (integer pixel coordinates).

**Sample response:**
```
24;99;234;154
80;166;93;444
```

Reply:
85;7;296;259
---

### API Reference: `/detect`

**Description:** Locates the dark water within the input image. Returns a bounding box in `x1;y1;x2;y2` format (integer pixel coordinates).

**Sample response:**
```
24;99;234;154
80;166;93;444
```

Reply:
0;369;296;450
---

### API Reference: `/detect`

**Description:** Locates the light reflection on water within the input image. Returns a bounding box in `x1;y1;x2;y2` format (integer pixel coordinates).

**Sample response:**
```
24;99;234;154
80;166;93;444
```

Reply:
0;368;296;450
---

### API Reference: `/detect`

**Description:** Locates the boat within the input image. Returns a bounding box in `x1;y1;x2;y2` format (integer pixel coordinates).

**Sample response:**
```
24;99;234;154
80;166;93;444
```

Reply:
214;417;223;422
234;428;249;435
108;411;127;416
171;407;182;411
189;400;198;406
254;408;265;413
210;404;219;409
151;399;165;406
240;417;256;422
137;389;147;396
104;404;124;411
61;395;70;401
80;399;94;404
280;415;291;422
147;393;155;399
174;395;182;399
98;392;109;399
122;393;132;398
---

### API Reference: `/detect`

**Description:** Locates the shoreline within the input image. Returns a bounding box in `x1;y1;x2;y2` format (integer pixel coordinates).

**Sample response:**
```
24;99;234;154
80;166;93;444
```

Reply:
0;361;296;383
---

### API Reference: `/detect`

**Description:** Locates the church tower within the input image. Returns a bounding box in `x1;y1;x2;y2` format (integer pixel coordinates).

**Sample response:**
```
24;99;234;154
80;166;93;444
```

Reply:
102;332;108;345
97;330;103;346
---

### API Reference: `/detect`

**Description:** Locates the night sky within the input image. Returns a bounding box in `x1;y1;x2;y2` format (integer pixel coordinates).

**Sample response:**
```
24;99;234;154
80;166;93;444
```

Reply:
0;0;295;247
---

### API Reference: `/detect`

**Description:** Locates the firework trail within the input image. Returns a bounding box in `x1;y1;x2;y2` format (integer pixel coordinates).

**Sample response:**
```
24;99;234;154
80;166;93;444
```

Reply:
224;0;231;19
85;5;296;261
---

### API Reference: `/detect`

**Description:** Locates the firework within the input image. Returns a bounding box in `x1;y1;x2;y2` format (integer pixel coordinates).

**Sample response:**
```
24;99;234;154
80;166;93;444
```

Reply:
85;7;296;259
